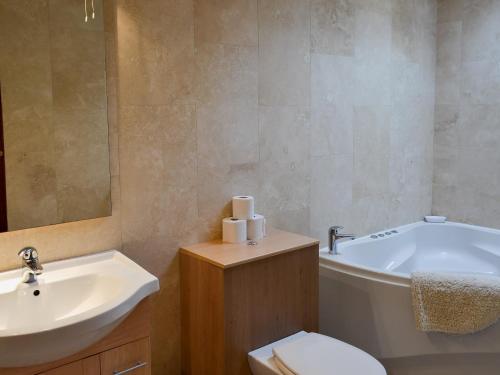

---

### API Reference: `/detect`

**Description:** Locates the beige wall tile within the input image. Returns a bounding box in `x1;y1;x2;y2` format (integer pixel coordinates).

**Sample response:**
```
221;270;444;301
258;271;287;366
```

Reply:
434;104;460;147
433;0;500;229
353;0;392;14
353;105;391;200
461;0;500;62
459;190;500;229
461;59;500;105
459;104;500;148
258;0;310;106
311;0;355;56
162;105;198;188
391;0;418;63
457;146;500;193
259;156;310;216
197;102;259;167
354;59;392;106
194;0;258;46
354;5;391;60
437;0;463;23
433;105;460;188
266;207;311;236
117;0;195;106
311;53;354;108
437;21;462;64
310;154;353;243
259;106;310;163
432;183;458;217
259;106;311;217
195;42;258;105
435;63;461;105
352;193;391;234
194;0;258;226
310;105;353;158
119;104;197;245
196;101;259;228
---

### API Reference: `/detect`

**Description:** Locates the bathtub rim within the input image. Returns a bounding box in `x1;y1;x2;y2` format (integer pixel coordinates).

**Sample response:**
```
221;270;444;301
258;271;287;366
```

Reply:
319;220;500;288
320;252;411;287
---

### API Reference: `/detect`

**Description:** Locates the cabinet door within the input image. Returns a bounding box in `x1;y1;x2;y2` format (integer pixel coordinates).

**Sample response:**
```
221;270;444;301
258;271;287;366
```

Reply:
39;355;100;375
100;338;150;375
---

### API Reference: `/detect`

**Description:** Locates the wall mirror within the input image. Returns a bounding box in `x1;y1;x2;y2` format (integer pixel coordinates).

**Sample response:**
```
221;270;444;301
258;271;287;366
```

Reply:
0;0;111;232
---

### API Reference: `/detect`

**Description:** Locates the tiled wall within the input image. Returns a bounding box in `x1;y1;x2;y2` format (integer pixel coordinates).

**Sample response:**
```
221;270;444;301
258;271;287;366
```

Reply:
117;1;436;372
310;0;436;243
0;0;437;373
433;0;500;228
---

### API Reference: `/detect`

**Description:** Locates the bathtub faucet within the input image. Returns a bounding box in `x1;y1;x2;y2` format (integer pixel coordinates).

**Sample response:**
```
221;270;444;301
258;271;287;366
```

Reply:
328;226;355;255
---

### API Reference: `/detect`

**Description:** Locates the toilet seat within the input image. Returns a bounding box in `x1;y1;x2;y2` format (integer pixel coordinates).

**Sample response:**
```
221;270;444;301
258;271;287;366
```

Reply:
271;332;386;375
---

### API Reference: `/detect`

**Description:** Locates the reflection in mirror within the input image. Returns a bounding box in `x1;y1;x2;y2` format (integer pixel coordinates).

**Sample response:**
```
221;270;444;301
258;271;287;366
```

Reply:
0;0;111;232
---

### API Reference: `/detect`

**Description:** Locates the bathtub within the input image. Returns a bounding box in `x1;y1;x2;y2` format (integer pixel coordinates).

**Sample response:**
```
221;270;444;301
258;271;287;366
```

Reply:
319;221;500;359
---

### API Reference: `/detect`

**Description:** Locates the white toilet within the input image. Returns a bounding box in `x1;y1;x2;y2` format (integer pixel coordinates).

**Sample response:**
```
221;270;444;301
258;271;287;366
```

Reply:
248;331;386;375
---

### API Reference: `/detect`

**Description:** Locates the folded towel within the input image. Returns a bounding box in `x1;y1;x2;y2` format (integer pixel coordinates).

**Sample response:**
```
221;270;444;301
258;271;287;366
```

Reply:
411;272;500;334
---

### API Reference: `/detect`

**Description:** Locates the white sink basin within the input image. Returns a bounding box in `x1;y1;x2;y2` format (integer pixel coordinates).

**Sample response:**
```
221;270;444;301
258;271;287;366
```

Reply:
0;250;159;368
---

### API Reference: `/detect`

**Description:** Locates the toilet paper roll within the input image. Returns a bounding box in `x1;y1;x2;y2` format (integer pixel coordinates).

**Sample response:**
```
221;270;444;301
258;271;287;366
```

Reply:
222;217;247;243
247;214;266;241
232;196;255;220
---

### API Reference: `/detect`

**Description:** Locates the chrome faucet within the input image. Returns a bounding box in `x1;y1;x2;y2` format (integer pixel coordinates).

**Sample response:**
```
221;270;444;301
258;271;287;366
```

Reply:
18;247;43;283
328;226;355;255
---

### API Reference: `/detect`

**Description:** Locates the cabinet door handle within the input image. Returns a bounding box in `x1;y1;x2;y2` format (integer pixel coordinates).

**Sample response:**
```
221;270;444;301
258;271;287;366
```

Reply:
113;361;147;374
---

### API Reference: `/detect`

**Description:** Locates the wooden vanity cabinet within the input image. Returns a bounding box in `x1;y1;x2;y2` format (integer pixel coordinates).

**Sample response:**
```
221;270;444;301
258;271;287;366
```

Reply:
39;338;151;375
39;356;100;375
180;229;320;375
100;337;151;375
1;300;152;375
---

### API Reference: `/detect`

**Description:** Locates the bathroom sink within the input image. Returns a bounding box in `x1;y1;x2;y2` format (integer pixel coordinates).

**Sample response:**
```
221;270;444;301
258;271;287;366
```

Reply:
0;251;159;368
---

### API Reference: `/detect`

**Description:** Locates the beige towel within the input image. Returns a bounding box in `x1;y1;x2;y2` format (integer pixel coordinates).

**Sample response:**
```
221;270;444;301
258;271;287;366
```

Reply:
411;272;500;334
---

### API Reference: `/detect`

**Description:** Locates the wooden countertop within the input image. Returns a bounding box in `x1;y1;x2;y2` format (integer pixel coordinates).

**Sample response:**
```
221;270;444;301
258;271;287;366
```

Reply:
180;228;319;269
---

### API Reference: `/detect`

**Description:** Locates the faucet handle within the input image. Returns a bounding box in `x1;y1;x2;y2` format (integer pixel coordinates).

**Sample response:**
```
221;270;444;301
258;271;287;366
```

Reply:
329;225;344;235
18;247;42;272
18;247;38;260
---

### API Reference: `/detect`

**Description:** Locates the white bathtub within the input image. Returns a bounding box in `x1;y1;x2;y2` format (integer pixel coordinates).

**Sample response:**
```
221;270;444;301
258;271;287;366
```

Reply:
319;221;500;359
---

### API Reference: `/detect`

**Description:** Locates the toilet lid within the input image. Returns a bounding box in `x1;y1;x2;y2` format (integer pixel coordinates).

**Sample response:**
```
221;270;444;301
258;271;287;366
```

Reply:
272;333;386;375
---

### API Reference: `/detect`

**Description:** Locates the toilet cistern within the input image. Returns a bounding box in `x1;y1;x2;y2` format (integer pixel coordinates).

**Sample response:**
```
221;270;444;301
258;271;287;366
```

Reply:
328;226;355;255
18;247;43;283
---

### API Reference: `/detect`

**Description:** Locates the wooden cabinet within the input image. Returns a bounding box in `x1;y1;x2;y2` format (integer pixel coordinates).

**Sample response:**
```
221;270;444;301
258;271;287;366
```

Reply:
1;300;152;375
39;356;100;375
180;229;320;375
36;339;150;375
100;338;150;375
